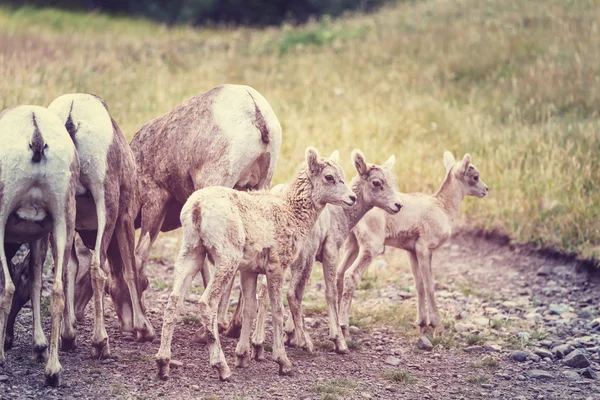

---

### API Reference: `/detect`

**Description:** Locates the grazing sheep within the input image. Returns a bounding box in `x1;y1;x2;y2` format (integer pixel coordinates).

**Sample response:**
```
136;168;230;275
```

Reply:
0;106;79;386
232;150;403;355
130;84;282;313
46;93;154;358
337;152;488;335
155;148;356;381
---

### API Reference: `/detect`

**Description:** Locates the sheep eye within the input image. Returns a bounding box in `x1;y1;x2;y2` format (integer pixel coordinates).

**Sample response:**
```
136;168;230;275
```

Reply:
473;175;479;182
372;180;382;188
325;175;335;182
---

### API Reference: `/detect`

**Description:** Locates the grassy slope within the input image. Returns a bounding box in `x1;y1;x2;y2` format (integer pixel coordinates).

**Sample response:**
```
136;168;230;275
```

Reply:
0;0;598;261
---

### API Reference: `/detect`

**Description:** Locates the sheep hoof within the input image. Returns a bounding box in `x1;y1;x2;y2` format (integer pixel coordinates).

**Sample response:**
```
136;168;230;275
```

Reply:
223;323;242;339
235;353;250;368
91;338;110;359
156;357;171;380
34;344;49;362
252;344;265;361
61;336;77;351
4;335;13;351
214;363;232;381
136;328;155;343
45;371;61;387
278;361;293;376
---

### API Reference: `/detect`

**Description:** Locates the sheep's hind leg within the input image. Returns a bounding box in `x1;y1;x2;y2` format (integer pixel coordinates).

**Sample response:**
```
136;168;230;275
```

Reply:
235;271;257;368
266;265;292;376
30;238;50;360
155;244;203;380
251;277;269;361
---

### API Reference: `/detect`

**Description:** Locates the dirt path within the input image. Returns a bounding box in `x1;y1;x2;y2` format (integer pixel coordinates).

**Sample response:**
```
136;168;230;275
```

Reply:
0;233;598;400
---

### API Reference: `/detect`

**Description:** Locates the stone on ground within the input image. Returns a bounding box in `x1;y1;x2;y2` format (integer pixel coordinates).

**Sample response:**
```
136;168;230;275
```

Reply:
417;336;433;351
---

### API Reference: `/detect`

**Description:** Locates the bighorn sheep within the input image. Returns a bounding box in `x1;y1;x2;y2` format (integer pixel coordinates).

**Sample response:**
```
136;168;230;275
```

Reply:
155;148;355;381
230;150;403;355
0;106;79;386
46;93;154;358
75;84;282;321
337;152;488;335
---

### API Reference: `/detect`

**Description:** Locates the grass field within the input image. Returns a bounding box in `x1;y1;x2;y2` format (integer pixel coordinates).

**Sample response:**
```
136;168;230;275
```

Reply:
0;0;598;262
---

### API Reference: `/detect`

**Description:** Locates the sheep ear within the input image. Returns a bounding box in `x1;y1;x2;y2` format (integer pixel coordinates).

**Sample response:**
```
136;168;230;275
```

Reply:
352;149;368;177
329;150;340;163
305;147;321;175
443;151;456;172
381;155;396;170
460;153;471;174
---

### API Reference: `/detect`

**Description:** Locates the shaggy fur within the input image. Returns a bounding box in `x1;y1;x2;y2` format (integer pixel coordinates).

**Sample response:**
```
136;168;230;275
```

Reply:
227;150;403;355
337;152;489;335
155;148;355;381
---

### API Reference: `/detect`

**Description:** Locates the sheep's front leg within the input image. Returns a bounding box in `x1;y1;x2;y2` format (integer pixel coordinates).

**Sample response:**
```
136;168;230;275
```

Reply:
156;245;203;380
30;238;49;360
266;265;292;376
416;245;439;329
408;251;427;329
321;242;346;354
0;222;15;366
286;256;313;352
251;278;269;361
339;248;375;340
235;271;257;368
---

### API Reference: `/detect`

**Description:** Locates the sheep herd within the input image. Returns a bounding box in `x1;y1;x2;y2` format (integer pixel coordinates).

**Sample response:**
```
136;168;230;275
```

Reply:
0;84;488;386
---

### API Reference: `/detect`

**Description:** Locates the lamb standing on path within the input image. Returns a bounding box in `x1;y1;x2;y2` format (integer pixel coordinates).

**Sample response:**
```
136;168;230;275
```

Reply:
48;94;154;358
0;106;79;386
235;150;403;355
155;148;356;381
337;151;488;336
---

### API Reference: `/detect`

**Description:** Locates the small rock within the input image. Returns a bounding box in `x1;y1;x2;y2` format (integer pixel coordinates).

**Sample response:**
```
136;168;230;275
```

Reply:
552;344;574;359
563;350;590;368
481;383;494;389
516;374;526;381
561;370;580;380
385;386;396;392
101;358;114;364
417;336;433;351
510;351;529;362
191;385;200;391
384;356;401;366
454;322;476;333
528;370;554;379
473;317;490;327
517;332;531;342
532;348;553;359
349;326;360;335
484;344;502;352
536;266;553;276
360;392;372;399
0;375;8;383
457;311;470;320
582;367;598;380
169;360;184;369
525;313;543;323
464;346;484;353
549;303;570;315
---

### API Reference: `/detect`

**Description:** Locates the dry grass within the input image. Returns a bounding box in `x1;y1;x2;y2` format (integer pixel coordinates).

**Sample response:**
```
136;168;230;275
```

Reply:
0;0;599;261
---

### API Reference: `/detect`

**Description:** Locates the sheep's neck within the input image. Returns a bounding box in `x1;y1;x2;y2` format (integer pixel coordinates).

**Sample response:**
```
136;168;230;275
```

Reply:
285;168;320;235
343;176;371;230
434;169;464;221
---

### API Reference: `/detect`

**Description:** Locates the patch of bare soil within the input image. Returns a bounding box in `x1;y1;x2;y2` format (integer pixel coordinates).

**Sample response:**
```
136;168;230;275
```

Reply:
0;233;599;400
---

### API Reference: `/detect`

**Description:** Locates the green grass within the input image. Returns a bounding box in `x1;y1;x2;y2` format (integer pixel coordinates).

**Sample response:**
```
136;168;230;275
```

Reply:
467;334;485;346
310;379;358;400
466;375;490;385
150;280;172;291
471;357;500;370
382;370;416;384
1;0;599;262
181;315;202;325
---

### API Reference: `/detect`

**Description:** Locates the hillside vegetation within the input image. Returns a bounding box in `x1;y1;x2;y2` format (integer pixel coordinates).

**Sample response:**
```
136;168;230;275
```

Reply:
0;0;598;261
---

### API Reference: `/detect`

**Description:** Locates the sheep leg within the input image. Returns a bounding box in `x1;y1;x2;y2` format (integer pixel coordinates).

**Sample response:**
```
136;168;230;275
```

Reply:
408;250;427;329
335;236;358;310
198;252;239;381
251;277;269;361
223;291;243;338
286;256;313;352
5;243;30;352
155;244;203;380
339;248;375;340
235;270;257;368
266;265;292;376
115;216;155;342
322;241;346;354
73;237;92;322
61;238;78;350
45;209;75;387
217;271;233;333
417;246;439;329
30;238;49;360
0;219;15;365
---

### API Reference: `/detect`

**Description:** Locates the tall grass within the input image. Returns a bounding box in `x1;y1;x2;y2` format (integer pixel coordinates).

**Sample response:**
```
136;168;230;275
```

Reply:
0;0;598;261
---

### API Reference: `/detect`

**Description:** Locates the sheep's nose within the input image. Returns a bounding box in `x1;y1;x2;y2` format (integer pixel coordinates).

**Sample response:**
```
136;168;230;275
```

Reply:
349;195;357;203
485;186;489;192
395;202;403;210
